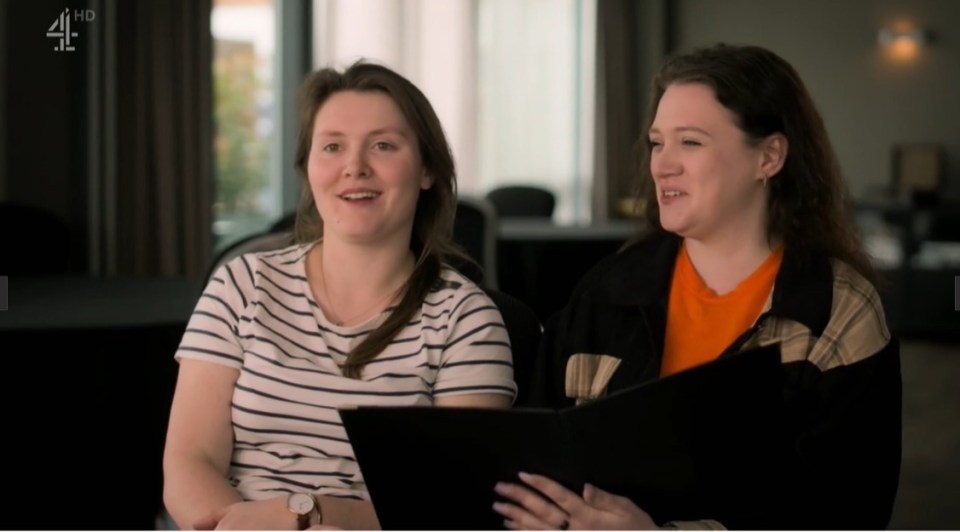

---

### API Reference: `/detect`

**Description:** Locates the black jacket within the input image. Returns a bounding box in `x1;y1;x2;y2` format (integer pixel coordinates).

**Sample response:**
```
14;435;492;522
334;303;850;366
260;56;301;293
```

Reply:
526;234;902;529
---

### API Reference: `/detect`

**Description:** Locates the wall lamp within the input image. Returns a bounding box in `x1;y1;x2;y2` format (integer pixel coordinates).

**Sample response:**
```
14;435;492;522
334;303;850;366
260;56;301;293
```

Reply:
877;28;931;46
877;25;931;61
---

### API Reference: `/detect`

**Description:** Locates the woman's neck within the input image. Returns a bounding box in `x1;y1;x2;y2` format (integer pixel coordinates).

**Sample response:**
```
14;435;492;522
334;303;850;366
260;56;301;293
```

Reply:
307;238;416;326
683;231;779;296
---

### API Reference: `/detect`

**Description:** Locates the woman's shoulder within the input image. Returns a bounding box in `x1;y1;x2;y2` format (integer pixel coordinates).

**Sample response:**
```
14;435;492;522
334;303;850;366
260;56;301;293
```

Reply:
434;265;489;299
827;259;889;330
828;259;884;312
211;242;311;291
800;258;892;370
567;232;679;302
420;265;497;316
249;242;311;270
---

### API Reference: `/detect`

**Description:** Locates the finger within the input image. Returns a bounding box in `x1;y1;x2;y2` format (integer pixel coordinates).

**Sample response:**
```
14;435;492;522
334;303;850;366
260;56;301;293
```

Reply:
495;481;569;527
493;500;558;531
582;483;632;512
517;472;587;515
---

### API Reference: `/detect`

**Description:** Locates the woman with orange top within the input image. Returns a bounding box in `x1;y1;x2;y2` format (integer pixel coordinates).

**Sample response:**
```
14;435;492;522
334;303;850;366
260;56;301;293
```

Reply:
494;43;901;530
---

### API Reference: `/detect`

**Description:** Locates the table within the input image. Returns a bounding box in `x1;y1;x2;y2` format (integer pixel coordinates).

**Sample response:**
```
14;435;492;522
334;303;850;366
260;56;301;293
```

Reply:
0;275;202;529
853;201;960;337
498;219;640;242
0;275;203;330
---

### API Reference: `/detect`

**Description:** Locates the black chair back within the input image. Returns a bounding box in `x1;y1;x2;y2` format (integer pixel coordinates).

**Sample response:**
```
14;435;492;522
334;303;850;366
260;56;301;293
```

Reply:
0;202;75;275
269;211;297;233
484;288;542;406
486;185;556;219
206;231;294;282
452;196;499;288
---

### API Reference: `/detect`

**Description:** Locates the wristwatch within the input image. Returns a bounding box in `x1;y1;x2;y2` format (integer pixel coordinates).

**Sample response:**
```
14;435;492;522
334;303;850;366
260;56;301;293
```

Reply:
286;492;317;530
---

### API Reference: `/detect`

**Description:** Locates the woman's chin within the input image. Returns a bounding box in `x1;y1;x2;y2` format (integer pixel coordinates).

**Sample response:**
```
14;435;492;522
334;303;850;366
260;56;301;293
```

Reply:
658;217;685;235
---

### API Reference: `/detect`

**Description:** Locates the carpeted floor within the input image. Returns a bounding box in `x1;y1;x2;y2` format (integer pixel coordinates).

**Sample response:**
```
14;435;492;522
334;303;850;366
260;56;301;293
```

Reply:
888;338;960;530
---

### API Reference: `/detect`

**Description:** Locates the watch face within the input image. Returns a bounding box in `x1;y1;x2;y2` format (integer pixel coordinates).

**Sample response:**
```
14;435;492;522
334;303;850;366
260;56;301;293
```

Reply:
288;493;315;514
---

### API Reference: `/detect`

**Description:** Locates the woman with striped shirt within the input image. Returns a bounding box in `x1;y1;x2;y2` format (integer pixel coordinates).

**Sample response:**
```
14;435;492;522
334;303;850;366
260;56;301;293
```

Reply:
163;62;516;530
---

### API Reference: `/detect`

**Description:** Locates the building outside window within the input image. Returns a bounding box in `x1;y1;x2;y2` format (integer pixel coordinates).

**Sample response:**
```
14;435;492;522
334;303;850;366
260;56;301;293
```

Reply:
210;0;281;252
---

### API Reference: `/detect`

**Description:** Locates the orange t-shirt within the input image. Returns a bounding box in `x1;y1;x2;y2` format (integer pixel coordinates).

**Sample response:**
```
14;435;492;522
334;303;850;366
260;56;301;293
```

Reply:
660;243;783;377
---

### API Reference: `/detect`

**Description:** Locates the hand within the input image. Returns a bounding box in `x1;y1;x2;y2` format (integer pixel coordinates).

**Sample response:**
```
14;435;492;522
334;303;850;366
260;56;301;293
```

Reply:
193;498;297;530
493;472;659;530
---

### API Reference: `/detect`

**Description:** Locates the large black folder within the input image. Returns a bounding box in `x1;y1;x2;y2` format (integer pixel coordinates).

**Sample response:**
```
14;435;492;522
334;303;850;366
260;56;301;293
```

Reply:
340;345;789;530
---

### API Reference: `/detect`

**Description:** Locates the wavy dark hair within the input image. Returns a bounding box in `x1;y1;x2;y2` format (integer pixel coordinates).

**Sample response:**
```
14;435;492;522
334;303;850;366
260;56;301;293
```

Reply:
293;61;469;378
634;43;876;283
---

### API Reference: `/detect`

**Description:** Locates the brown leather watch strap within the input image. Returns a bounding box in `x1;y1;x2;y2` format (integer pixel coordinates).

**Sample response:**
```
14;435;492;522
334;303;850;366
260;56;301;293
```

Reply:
309;494;324;528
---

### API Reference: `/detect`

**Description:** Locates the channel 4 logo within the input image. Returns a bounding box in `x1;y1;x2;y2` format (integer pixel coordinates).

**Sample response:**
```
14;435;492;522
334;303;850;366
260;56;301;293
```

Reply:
46;7;96;52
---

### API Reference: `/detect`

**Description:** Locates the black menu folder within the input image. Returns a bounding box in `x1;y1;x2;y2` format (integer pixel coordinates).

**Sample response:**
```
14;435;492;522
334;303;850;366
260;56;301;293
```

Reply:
339;345;789;530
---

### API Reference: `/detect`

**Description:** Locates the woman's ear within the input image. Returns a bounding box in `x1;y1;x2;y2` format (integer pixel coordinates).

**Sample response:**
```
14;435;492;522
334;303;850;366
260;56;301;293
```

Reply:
420;172;433;190
759;133;788;181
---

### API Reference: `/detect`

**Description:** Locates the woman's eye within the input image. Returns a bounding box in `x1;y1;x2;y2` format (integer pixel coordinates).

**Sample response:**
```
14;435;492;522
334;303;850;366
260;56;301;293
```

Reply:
322;143;341;153
681;139;702;147
648;139;662;150
374;142;395;151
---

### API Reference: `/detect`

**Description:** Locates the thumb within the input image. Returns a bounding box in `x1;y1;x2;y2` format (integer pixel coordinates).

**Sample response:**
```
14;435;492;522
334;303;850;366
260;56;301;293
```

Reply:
582;483;625;512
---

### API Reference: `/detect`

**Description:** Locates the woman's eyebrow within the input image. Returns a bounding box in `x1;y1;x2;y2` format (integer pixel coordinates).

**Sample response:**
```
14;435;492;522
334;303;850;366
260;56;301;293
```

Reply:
648;125;712;137
314;127;409;138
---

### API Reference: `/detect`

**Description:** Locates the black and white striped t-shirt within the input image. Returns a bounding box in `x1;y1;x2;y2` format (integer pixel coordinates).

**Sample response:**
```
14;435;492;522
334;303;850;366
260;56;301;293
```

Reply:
175;244;516;500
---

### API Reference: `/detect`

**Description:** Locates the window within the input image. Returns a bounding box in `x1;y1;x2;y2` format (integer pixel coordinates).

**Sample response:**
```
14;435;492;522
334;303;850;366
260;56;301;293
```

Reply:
210;0;281;251
312;0;595;223
477;0;595;222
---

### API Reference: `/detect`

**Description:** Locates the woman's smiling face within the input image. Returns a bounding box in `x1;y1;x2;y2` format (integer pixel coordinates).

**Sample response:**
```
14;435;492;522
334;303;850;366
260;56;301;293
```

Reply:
307;90;432;247
648;82;770;243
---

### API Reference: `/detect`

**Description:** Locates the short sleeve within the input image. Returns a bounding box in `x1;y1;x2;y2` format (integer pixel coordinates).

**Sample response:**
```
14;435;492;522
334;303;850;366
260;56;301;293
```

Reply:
174;256;255;369
433;286;517;401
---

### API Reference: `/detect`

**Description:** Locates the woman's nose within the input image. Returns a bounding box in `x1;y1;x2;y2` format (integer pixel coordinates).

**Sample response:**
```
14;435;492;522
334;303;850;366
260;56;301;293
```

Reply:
343;149;370;178
650;145;680;180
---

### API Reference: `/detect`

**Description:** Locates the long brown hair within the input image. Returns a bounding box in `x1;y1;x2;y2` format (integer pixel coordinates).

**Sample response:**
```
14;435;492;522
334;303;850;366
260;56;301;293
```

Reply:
293;61;469;378
634;43;877;283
